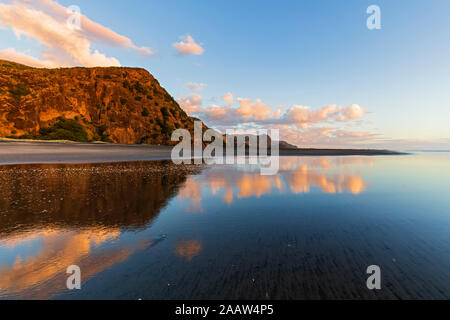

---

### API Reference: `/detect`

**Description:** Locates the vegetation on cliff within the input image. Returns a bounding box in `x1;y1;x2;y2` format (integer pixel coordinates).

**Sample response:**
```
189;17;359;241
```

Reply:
0;60;198;144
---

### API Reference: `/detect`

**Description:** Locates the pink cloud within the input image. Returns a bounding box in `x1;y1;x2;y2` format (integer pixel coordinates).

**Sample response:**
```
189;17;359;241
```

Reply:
186;82;207;92
277;126;379;148
0;47;62;68
173;35;204;56
29;0;154;56
236;98;272;121
222;93;233;107
0;1;153;67
342;104;366;120
176;91;373;147
177;94;203;114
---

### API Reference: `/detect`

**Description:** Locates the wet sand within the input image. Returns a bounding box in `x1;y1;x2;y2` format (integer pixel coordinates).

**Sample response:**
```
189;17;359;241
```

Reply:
0;141;174;165
0;141;402;165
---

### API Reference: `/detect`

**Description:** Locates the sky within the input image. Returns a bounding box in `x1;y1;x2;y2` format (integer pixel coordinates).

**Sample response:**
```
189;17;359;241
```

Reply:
0;0;449;150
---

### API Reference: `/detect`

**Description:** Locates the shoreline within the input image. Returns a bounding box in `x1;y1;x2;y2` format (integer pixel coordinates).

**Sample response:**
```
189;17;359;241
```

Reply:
0;140;406;165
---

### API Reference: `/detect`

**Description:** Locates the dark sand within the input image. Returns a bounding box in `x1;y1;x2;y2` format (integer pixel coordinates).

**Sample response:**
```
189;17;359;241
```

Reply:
0;141;174;165
0;141;402;165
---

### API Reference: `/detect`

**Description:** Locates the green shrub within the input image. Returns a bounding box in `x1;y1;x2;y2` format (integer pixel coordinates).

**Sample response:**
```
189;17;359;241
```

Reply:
161;107;170;119
141;107;150;117
139;135;150;144
9;84;30;101
160;121;173;135
96;124;108;136
120;98;127;105
96;124;112;142
18;134;36;140
132;82;147;95
38;118;89;142
156;118;164;128
169;108;177;117
101;136;113;143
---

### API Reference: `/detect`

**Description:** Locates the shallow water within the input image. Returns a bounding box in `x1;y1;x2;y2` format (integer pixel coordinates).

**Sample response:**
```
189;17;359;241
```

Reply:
0;154;449;299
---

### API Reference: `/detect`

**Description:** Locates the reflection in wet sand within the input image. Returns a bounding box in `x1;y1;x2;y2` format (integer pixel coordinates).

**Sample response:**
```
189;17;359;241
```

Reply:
176;240;203;261
1;228;126;299
0;162;201;237
0;162;202;299
178;157;369;212
285;165;366;194
1;155;449;300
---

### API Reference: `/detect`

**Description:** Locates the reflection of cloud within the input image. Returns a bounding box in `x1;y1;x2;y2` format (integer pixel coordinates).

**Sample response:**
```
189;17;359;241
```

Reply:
175;240;203;261
0;227;162;299
280;158;367;195
339;175;366;194
237;174;282;199
284;167;365;195
178;177;204;213
0;228;124;299
175;157;369;210
223;188;234;204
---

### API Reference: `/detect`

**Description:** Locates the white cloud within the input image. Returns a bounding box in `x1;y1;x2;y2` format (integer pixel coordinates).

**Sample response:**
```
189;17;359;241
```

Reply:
177;94;203;114
177;91;372;146
236;98;272;121
173;35;204;56
222;93;233;107
341;104;366;120
0;0;154;67
0;47;62;68
186;82;207;92
276;125;379;148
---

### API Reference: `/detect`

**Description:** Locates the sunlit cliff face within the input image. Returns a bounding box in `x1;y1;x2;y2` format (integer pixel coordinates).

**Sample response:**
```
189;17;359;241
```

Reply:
177;157;370;212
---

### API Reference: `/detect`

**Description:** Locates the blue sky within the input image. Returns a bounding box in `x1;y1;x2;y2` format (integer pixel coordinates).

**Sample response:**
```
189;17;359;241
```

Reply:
1;0;449;149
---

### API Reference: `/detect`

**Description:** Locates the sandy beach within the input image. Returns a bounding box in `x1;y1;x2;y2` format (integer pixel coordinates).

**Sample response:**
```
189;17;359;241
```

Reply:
0;141;174;165
0;140;403;165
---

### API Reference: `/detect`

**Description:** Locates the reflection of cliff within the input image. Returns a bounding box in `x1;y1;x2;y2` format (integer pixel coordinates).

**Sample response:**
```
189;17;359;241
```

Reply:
0;161;202;299
0;161;202;237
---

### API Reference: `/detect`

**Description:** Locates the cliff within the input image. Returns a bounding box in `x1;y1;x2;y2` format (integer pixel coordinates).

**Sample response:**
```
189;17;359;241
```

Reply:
0;59;197;144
